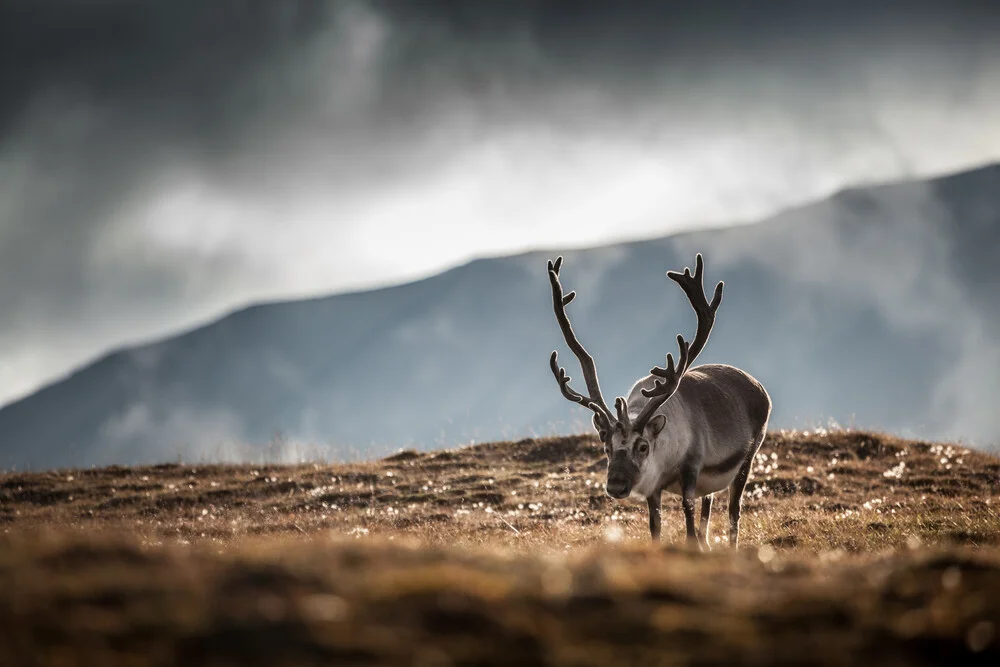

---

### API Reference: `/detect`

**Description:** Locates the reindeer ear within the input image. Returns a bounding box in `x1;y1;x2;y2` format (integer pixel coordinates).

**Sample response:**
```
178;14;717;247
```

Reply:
646;414;667;438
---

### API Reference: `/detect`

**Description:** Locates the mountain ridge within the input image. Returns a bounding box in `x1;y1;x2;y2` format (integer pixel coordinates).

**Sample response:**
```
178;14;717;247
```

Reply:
17;159;1000;398
2;163;999;469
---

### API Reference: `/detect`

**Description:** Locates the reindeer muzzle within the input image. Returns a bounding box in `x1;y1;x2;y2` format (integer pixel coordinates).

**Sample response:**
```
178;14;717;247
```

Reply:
606;450;638;499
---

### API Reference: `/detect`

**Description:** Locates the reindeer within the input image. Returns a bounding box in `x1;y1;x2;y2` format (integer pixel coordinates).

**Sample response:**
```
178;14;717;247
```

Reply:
546;253;771;549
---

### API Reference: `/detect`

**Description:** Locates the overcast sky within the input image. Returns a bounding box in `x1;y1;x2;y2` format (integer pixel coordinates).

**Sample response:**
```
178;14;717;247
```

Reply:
2;0;1000;407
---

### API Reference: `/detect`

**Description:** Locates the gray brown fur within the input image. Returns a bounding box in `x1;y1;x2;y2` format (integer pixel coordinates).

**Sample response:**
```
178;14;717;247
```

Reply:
621;364;770;548
546;254;772;550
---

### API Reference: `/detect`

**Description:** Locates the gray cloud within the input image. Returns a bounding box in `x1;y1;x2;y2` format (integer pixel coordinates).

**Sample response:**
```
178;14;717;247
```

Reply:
2;0;1000;408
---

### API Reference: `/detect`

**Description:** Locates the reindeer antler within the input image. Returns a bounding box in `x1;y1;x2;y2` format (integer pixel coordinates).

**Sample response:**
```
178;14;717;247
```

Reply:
547;256;615;434
632;254;723;432
666;253;723;363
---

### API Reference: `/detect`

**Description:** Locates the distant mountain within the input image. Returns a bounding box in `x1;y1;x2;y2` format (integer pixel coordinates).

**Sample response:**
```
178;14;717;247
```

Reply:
2;164;999;469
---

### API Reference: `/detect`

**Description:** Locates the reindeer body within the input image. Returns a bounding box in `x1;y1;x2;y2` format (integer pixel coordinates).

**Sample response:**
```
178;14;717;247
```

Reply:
625;364;771;500
545;253;772;549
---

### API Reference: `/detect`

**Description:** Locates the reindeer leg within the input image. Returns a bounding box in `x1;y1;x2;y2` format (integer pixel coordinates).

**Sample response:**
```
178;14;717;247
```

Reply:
699;494;713;550
680;467;701;551
728;463;750;549
646;490;662;542
729;432;765;549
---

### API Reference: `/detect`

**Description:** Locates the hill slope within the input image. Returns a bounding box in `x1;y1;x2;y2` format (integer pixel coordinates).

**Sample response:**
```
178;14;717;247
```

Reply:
1;165;999;468
1;430;999;665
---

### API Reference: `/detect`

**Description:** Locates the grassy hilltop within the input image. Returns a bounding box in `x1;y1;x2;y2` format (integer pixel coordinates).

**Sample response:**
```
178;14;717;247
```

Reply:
1;430;999;665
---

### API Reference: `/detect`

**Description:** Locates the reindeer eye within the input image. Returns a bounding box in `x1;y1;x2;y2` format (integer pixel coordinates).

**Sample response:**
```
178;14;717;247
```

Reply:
637;441;649;455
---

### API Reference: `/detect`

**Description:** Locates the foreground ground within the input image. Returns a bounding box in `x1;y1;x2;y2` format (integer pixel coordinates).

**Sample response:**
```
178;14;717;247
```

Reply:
1;429;999;665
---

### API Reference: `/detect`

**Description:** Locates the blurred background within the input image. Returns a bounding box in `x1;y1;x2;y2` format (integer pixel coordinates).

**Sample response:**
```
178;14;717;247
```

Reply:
1;0;998;468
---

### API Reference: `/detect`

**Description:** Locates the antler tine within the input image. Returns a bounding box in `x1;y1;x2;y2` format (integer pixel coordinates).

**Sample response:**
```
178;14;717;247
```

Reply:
614;397;632;433
666;253;723;364
547;257;614;426
645;335;691;387
549;352;584;405
549;352;611;432
633;334;690;431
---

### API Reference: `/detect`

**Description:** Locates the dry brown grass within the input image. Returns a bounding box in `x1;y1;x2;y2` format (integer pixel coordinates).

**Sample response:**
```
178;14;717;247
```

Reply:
1;429;999;665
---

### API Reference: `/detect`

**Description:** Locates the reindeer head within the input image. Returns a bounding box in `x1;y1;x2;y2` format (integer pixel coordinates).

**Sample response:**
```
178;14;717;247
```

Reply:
546;254;723;499
602;399;669;498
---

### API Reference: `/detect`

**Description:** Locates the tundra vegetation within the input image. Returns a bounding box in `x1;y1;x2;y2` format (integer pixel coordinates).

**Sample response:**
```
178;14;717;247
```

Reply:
1;429;999;665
